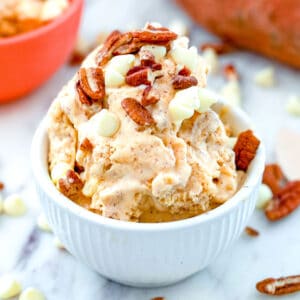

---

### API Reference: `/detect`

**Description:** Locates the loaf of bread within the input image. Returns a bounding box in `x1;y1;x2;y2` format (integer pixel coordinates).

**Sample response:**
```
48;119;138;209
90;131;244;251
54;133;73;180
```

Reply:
177;0;300;68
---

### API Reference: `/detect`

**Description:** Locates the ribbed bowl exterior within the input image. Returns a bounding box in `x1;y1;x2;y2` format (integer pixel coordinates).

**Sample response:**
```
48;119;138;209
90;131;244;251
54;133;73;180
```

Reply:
36;181;259;287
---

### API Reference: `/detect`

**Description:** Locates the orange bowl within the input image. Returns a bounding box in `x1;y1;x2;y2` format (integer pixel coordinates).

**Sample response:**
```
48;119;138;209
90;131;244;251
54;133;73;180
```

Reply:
0;0;83;102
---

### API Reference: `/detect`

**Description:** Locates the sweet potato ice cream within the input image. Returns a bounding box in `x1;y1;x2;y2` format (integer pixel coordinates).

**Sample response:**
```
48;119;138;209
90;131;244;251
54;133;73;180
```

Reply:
47;23;244;222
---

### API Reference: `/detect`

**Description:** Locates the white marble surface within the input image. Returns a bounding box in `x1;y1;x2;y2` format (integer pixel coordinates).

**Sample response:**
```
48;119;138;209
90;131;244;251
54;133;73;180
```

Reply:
0;1;300;299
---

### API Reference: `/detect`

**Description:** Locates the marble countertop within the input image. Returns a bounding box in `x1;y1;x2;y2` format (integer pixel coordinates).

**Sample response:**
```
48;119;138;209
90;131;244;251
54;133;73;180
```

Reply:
0;1;300;299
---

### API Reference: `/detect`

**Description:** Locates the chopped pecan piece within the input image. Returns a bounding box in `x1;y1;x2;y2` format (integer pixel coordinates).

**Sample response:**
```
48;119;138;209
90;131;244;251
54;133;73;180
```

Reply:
69;51;87;66
76;81;92;106
151;298;165;300
112;39;144;55
265;180;300;221
256;275;300;295
74;161;85;174
223;64;239;80
79;138;94;152
172;75;198;89
140;50;155;67
78;67;105;101
200;42;235;55
233;130;260;171
132;30;177;43
263;164;286;195
178;66;191;76
121;97;155;126
245;226;259;237
126;66;151;86
58;170;84;198
145;23;169;31
141;86;159;106
0;181;4;190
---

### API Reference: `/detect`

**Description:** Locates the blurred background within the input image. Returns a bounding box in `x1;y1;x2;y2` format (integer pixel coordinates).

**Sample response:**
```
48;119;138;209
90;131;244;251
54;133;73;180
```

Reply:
0;0;299;299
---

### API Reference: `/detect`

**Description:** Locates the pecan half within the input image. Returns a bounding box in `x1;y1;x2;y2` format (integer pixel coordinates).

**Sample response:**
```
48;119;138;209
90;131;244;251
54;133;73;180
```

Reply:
265;180;300;221
76;81;92;106
132;30;177;43
233;130;260;171
78;67;105;101
141;86;159;106
178;66;191;76
200;42;235;55
126;66;151;86
256;275;300;295
263;164;286;195
121;97;155;126
58;170;84;198
172;75;198;89
112;39;144;55
79;138;94;152
223;64;239;81
245;226;259;237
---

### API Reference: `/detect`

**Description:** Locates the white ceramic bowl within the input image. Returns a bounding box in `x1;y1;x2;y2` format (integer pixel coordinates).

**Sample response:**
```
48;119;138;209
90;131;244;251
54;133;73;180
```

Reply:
31;103;265;287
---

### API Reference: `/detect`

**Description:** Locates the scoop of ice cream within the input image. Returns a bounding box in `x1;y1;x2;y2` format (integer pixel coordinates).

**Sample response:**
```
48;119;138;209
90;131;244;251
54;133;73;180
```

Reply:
47;23;238;222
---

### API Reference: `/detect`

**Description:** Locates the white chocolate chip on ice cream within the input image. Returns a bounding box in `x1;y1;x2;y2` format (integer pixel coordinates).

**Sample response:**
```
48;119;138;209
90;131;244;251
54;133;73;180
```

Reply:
19;287;46;300
40;0;68;21
50;162;70;184
197;87;218;112
140;45;166;61
105;68;125;88
0;275;22;299
170;46;198;72
106;54;135;76
91;109;120;137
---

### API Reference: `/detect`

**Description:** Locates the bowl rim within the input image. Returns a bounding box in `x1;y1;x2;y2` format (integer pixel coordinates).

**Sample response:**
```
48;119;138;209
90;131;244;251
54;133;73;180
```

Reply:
0;0;83;46
31;103;265;232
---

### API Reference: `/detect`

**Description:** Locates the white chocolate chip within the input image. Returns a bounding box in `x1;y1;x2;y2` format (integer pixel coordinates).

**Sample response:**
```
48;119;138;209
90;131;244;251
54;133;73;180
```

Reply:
40;0;68;21
37;213;52;233
17;0;43;20
197;87;219;112
171;36;189;49
169;101;194;124
51;162;70;184
170;46;198;72
220;79;241;107
92;109;120;137
227;137;237;149
106;54;135;76
19;287;46;300
169;19;188;36
285;95;300;116
53;237;65;249
3;194;27;217
82;178;99;197
254;67;275;87
104;68;125;88
140;45;166;61
256;183;273;209
0;276;22;299
174;86;200;110
202;48;219;73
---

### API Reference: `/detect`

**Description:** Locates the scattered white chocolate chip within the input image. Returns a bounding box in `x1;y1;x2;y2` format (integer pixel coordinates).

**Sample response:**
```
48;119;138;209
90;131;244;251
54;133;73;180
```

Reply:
227;137;237;149
82;178;99;197
17;0;42;20
53;237;65;249
169;19;188;36
202;48;219;73
37;213;52;233
19;287;46;300
256;183;273;209
106;54;135;76
3;194;26;217
0;276;22;299
92;109;120;137
254;67;275;87
40;0;68;21
170;46;198;72
50;162;70;184
285;95;300;116
220;80;241;107
104;68;125;88
140;45;166;61
197;88;219;112
169;86;199;124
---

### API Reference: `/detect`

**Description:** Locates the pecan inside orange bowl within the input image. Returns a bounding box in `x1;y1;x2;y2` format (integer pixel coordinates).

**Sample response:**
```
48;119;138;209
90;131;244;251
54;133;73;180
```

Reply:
31;101;265;288
0;0;83;102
